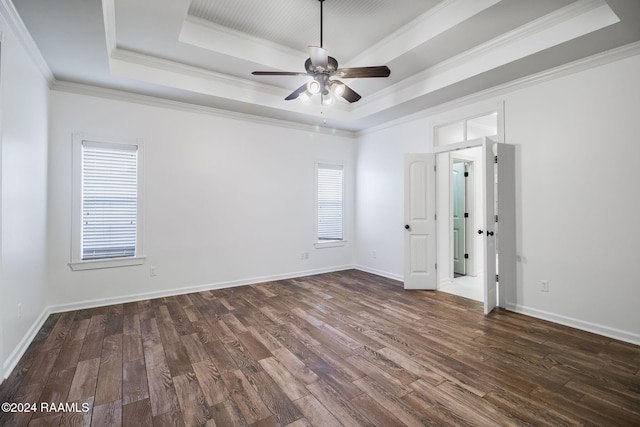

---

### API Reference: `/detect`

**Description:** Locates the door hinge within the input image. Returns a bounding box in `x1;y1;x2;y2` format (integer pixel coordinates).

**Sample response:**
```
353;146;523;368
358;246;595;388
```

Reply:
464;171;469;177
434;214;437;220
495;215;498;222
435;263;437;270
434;165;437;172
464;254;469;259
496;274;499;282
464;212;469;218
494;155;498;164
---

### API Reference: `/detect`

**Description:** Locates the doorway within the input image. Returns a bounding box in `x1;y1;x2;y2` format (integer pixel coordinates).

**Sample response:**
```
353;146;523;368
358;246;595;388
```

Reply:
439;147;485;302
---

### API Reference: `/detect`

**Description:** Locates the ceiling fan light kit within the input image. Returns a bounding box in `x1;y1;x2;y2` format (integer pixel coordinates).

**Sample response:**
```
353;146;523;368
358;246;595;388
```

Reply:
251;0;390;105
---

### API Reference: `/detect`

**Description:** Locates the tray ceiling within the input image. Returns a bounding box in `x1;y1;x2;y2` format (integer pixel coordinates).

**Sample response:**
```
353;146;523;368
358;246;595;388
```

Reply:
10;0;640;132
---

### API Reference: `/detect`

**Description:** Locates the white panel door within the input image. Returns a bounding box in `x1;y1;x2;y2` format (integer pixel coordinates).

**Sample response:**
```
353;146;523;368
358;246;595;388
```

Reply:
404;154;437;290
483;141;498;314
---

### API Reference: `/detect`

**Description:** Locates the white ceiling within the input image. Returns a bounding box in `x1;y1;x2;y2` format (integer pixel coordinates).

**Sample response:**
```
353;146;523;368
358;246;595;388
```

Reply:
10;0;640;132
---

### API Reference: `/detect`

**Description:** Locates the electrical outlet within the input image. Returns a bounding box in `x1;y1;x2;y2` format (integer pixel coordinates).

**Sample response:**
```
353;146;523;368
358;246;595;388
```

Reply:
540;280;549;292
150;267;157;277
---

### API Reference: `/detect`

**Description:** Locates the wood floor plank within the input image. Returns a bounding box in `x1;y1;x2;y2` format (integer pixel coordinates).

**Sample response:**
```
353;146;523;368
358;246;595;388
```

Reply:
58;396;94;427
293;394;342;427
258;357;309;401
31;367;76;420
122;398;152;427
67;358;100;402
122;358;149;405
173;373;212;426
91;400;122;427
349;393;404;426
180;333;210;364
142;336;180;417
306;380;373;427
94;360;122;406
270;348;319;385
221;369;272;424
353;376;427;427
1;270;638;426
242;369;303;425
209;399;248;427
192;359;228;407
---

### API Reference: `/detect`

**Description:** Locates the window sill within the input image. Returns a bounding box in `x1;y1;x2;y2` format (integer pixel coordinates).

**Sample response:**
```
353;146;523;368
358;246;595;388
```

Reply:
69;256;146;271
314;240;347;249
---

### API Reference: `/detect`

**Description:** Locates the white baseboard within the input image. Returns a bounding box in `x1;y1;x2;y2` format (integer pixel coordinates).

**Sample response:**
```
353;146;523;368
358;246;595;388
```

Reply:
47;265;357;315
3;308;51;380
6;269;639;381
506;303;640;346
354;265;403;282
3;265;356;380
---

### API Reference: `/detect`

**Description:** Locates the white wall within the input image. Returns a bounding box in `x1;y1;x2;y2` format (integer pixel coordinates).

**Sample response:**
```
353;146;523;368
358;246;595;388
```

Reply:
355;51;640;344
0;16;50;376
47;91;356;310
354;119;432;279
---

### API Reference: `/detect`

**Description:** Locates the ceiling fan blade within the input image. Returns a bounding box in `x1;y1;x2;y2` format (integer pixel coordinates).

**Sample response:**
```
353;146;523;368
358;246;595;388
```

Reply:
340;83;361;103
308;46;329;69
285;83;310;101
252;71;308;76
335;66;391;79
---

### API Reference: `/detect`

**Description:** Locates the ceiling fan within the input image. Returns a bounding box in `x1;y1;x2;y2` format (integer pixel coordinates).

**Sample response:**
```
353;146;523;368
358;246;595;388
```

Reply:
251;0;390;104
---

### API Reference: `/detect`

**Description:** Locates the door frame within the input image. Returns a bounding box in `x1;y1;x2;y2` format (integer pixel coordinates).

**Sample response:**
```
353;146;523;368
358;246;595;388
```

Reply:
434;137;497;309
450;154;478;278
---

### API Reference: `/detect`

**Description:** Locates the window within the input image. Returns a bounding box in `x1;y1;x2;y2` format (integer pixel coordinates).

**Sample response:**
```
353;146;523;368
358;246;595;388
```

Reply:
70;134;145;270
316;163;344;245
434;112;498;146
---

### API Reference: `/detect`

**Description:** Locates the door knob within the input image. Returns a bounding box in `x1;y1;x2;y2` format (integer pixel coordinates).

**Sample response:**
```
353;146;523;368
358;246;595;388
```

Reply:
478;229;484;234
405;224;411;230
487;231;494;236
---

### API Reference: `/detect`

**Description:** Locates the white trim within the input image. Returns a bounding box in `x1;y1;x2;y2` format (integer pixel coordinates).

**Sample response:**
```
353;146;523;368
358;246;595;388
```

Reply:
4;267;638;380
0;0;54;83
354;265;403;283
70;134;146;270
315;162;346;245
48;265;356;314
345;0;501;68
48;40;640;139
68;256;146;271
314;241;347;249
357;0;619;119
51;81;357;139
3;308;49;380
359;41;640;137
0;31;4;380
506;303;640;346
3;265;352;379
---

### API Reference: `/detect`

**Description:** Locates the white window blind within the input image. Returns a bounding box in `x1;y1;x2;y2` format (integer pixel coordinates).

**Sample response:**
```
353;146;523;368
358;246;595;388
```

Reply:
81;142;138;260
317;164;344;241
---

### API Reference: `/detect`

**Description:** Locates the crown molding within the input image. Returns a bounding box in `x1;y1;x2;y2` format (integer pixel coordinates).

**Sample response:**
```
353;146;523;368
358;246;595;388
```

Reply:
345;0;501;67
180;15;304;72
358;40;640;137
51;40;640;140
50;80;357;139
0;0;54;83
353;0;619;121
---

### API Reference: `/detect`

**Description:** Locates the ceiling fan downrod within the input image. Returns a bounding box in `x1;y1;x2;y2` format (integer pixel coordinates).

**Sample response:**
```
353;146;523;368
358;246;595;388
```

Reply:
250;0;390;104
319;0;325;48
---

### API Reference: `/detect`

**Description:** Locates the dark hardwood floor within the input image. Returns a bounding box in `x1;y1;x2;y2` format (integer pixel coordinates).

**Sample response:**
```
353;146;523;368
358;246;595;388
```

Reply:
1;270;639;426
